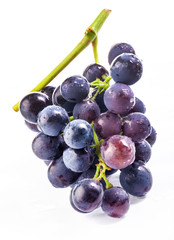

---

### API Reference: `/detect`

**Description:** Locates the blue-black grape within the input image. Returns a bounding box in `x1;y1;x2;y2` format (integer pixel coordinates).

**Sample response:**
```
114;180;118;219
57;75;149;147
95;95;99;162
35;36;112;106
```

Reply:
135;140;152;164
37;105;69;136
19;92;50;123
61;75;90;103
48;157;80;188
146;126;157;147
70;179;104;213
63;147;94;173
108;43;135;65
94;90;108;113
32;133;63;160
41;86;55;104
70;188;87;213
120;162;153;197
25;120;40;132
101;187;130;218
94;111;122;139
100;135;135;169
128;97;146;115
122;113;151;143
63;119;93;149
104;83;135;115
73;100;100;123
52;86;76;115
110;53;143;85
83;63;109;83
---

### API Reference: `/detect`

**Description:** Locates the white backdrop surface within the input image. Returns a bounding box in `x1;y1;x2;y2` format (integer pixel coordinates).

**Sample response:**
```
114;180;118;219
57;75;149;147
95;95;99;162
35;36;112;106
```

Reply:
1;0;174;239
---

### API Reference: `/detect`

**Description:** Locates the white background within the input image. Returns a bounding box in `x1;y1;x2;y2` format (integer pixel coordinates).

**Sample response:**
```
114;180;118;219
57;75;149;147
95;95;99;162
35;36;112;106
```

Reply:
1;0;174;239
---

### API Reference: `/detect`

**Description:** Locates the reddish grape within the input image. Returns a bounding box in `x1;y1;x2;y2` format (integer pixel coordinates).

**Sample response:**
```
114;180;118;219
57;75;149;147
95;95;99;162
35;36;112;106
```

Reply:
100;135;135;169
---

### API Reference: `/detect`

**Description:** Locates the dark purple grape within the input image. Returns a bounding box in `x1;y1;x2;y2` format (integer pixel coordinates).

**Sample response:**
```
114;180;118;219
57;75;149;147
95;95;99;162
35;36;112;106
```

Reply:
94;111;122;139
135;140;152;164
120;163;153;197
25;120;40;132
71;168;96;188
61;75;90;103
32;133;63;160
52;86;76;115
128;97;146;114
19;92;50;123
146;126;157;147
73;100;100;123
63;119;93;149
48;157;80;188
108;43;135;65
110;53;143;85
71;179;104;213
70;188;87;213
41;86;55;104
95;90;108;113
104;83;135;115
63;147;94;173
83;63;109;83
122;113;151;143
100;135;135;170
101;187;130;218
37;105;69;136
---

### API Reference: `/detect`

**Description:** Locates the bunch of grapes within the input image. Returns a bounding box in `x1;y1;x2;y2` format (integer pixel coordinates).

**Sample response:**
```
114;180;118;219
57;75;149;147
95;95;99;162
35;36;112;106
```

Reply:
19;42;157;218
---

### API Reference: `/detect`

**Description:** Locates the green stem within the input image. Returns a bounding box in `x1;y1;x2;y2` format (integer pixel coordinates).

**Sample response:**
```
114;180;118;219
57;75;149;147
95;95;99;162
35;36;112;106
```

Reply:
92;37;99;63
12;9;111;112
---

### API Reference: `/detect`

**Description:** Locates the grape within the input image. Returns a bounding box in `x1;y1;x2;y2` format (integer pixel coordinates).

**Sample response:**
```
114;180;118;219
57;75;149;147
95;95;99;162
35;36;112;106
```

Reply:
83;63;109;83
128;97;146;115
108;43;135;65
104;83;135;115
41;86;55;104
146;126;157;147
32;133;63;160
120;162;153;197
70;179;104;213
19;92;50;123
71;168;96;189
70;188;87;213
101;187;130;218
63;147;94;173
61;75;90;103
94;111;122;139
63;119;93;149
122;113;151;142
25;120;40;132
100;135;135;169
95;90;108;113
52;86;76;115
73;100;100;123
48;157;80;188
110;53;143;85
135;140;152;164
37;105;69;136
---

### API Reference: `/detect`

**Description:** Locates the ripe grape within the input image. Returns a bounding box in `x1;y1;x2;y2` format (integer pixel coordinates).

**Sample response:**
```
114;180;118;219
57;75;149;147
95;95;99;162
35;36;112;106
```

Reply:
63;119;93;149
122;112;151;142
83;63;109;82
52;86;76;115
110;53;143;85
37;105;69;136
94;90;108;113
19;92;50;123
100;135;135;169
61;75;90;103
128;97;146;115
108;43;135;65
48;157;80;188
41;86;55;104
135;140;152;164
25;120;40;132
146;126;157;147
101;187;130;218
70;179;104;213
104;83;135;115
32;133;63;160
94;111;122;139
120;163;153;197
63;147;94;172
73;100;100;123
